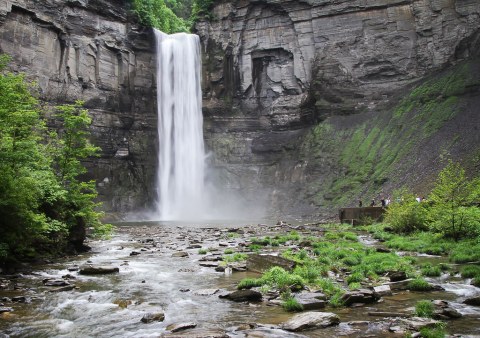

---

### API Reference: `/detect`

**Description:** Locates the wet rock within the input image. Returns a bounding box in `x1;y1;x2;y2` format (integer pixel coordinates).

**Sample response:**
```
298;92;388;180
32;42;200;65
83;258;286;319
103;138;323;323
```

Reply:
219;289;262;302
187;244;202;249
167;322;197;332
11;296;27;303
79;265;119;275
294;292;326;310
373;284;392;297
67;266;79;272
230;262;247;272
463;296;480;306
341;289;379;306
141;311;165;323
199;256;222;262
130;251;141;256
376;247;391;253
199;262;219;268
215;266;226;272
172;251;189;258
43;279;71;287
180;288;190;292
194;288;219;296
388;271;407;282
49;285;76;292
246;254;296;273
240;327;309;337
432;300;462;319
281;311;340;331
0;307;13;313
161;328;228;337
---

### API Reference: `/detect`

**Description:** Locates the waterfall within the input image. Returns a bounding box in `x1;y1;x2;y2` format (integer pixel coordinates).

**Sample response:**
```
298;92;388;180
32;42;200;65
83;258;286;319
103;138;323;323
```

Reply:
154;29;205;221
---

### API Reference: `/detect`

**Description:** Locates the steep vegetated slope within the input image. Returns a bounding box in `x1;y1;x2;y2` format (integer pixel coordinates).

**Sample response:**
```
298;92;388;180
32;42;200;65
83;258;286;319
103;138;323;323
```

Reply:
197;0;480;218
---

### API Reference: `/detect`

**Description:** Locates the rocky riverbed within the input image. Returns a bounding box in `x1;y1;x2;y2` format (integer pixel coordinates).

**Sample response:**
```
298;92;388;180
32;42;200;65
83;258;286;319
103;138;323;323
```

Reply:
1;222;480;337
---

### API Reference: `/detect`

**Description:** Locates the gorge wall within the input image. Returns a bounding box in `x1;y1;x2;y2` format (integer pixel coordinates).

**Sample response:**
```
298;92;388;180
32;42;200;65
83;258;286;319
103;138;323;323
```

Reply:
197;0;480;218
0;0;157;216
1;0;479;219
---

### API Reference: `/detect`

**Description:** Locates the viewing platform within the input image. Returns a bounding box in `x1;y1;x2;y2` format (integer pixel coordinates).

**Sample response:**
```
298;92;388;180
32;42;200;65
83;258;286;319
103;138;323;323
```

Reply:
339;207;386;225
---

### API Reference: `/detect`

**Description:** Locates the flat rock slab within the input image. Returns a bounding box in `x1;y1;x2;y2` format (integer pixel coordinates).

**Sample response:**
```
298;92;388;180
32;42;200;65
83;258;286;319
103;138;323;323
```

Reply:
43;279;70;287
341;289;379;306
161;328;228;337
373;284;392;297
247;254;296;273
167;322;197;332
49;285;76;292
194;288;219;296
79;265;119;275
219;289;262;302
0;307;13;313
172;252;189;258
399;317;441;330
240;327;309;337
281;312;340;331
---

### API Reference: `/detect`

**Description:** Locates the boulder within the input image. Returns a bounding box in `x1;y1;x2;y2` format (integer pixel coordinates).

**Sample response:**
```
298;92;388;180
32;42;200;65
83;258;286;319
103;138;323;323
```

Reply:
79;265;119;275
341;289;379;306
281;311;340;331
373;284;392;297
294;292;326;310
432;300;462;319
141;311;165;323
388;271;407;282
219;289;262;302
464;296;480;306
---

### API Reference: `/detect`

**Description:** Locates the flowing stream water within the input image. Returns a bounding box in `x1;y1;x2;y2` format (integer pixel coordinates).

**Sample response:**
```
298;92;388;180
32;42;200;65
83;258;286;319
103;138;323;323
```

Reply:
1;224;480;337
154;30;206;221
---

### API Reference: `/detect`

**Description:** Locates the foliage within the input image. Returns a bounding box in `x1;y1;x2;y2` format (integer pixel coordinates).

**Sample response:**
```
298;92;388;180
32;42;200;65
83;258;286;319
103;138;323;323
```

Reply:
0;55;109;263
198;248;208;254
131;0;189;33
384;189;429;233
190;0;215;22
427;161;480;240
418;323;448;338
222;252;248;264
415;300;434;318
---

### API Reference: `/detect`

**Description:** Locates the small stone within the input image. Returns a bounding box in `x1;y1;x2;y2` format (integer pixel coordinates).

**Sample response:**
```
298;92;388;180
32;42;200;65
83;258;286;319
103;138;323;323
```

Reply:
79;265;119;275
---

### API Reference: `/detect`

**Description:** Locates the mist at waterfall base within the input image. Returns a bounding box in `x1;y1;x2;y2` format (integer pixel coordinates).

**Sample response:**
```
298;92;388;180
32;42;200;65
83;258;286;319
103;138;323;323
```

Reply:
140;29;265;223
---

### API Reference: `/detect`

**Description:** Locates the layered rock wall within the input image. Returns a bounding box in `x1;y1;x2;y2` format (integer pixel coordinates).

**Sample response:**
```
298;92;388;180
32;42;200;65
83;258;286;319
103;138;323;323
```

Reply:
0;0;157;215
197;0;480;217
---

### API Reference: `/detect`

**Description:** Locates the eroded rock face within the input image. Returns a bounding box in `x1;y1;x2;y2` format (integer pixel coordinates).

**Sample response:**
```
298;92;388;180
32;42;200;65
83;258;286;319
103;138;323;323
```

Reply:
0;0;157;215
197;0;480;217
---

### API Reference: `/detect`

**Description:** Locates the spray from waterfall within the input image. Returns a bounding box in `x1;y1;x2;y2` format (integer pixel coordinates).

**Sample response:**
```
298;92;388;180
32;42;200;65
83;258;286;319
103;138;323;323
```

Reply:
154;29;205;220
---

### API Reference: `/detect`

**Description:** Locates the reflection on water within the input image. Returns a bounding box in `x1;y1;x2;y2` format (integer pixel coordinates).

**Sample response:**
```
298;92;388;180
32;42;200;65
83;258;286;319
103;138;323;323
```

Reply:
1;223;479;337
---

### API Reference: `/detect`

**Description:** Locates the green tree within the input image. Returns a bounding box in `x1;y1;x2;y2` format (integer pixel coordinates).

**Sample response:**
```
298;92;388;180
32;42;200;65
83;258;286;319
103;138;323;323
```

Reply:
0;55;110;264
384;188;429;234
132;0;189;33
427;161;480;240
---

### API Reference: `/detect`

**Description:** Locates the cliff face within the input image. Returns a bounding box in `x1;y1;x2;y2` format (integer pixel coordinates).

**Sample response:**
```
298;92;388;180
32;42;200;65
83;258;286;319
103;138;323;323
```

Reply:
0;0;157;215
197;0;480;217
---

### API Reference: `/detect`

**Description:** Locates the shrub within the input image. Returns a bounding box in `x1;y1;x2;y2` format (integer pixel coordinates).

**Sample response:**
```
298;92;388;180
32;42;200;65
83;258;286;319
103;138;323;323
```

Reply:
198;248;208;254
223;248;233;254
415;300;434;318
419;323;447;338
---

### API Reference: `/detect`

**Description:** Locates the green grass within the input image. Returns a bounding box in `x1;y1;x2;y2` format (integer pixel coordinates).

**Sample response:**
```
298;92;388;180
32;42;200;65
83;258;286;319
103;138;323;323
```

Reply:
408;278;433;291
460;265;480;278
281;294;304;312
222;253;248;264
415;300;434;318
421;264;442;277
198;248;208;255
223;248;234;254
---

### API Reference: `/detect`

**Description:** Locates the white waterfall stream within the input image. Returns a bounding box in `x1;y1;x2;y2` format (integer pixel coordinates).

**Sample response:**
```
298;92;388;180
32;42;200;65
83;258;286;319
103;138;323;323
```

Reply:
154;29;206;221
